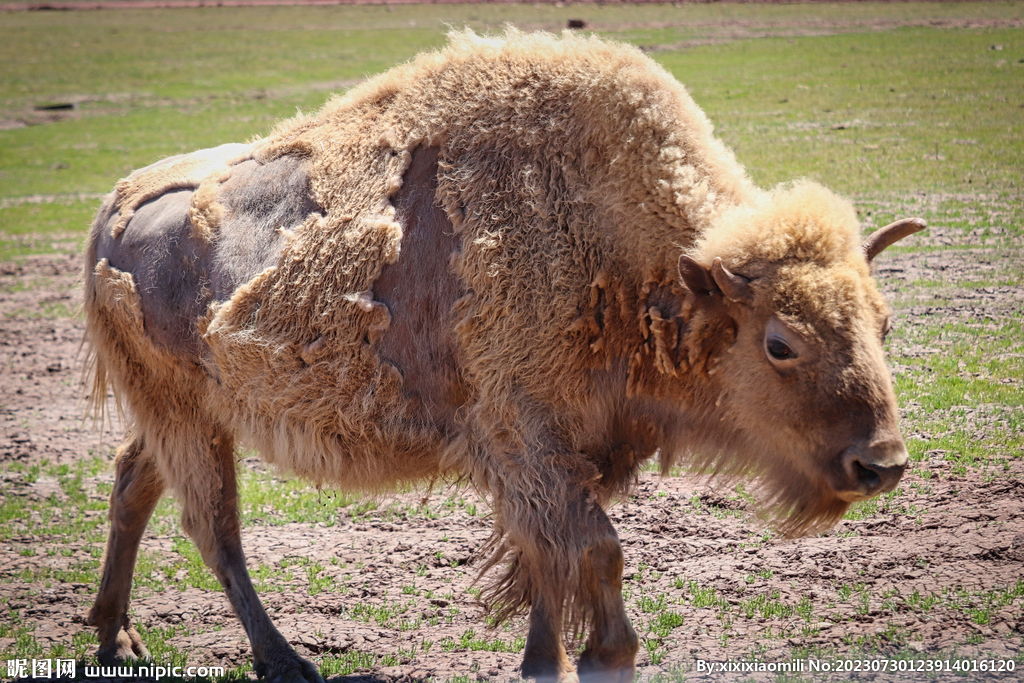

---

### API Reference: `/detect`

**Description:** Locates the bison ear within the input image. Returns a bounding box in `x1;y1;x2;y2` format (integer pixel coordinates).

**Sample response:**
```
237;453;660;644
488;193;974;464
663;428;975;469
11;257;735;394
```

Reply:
862;217;926;262
678;254;716;296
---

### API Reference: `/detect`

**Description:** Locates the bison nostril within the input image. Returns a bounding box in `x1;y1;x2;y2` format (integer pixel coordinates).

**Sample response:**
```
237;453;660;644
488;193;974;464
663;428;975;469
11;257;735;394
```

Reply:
851;459;882;491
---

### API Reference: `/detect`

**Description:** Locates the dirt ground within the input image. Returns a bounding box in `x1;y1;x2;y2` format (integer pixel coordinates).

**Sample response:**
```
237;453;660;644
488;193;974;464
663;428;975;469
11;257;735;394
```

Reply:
1;216;1022;683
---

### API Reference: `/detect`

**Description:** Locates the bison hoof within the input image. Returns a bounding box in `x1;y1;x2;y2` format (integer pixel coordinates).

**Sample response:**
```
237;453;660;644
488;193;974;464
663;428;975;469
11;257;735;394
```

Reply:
520;657;579;683
96;627;150;666
264;656;324;683
522;671;579;683
577;648;637;683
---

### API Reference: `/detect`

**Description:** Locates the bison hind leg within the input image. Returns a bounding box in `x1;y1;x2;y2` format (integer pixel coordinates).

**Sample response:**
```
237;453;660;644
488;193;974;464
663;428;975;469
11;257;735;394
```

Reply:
87;432;164;665
169;422;324;683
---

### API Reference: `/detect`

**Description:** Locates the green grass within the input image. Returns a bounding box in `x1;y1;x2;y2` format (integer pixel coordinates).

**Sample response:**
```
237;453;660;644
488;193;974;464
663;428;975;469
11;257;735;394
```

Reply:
658;26;1023;195
237;464;364;527
885;313;1024;476
2;2;1023;255
0;458;110;545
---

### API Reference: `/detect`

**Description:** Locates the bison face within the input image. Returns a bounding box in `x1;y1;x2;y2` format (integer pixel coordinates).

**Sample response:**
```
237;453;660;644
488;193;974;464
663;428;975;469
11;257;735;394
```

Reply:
743;296;907;503
678;212;923;534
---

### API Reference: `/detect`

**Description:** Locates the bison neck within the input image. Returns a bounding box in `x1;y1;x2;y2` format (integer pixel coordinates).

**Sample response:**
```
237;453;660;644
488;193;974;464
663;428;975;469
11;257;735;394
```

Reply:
568;273;739;499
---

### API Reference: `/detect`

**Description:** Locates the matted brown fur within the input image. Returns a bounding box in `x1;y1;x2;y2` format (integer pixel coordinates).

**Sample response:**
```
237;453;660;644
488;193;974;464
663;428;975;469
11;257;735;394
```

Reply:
83;29;910;670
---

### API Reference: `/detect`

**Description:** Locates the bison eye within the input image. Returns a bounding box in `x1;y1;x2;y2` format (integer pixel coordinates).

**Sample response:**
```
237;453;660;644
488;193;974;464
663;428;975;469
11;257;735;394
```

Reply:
766;337;796;361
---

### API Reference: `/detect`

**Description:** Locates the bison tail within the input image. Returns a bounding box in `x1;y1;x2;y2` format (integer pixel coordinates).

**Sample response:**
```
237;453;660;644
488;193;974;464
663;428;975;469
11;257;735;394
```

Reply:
80;257;146;433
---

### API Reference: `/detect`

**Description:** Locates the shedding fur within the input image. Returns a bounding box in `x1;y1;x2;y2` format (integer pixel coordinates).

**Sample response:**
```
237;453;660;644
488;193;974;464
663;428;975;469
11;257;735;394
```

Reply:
187;174;229;242
82;30;917;683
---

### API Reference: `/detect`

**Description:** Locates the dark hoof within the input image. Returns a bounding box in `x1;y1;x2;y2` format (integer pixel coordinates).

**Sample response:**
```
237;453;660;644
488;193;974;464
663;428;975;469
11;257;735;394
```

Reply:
520;657;579;683
577;648;636;683
96;627;150;666
262;654;325;683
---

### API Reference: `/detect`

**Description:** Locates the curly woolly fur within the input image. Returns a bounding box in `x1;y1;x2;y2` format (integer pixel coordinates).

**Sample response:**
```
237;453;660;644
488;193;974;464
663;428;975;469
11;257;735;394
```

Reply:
83;29;903;650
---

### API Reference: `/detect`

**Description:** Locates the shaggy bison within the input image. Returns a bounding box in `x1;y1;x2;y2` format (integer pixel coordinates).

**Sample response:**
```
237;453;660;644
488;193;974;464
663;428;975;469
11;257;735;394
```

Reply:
83;30;922;683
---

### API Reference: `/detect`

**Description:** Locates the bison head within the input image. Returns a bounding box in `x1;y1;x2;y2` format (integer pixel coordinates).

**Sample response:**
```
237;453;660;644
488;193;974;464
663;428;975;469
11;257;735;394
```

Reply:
678;181;923;535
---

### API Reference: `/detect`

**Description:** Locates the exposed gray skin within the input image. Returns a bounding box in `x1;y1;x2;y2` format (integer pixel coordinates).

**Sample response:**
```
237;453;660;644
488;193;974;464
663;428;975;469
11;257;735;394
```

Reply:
92;154;315;359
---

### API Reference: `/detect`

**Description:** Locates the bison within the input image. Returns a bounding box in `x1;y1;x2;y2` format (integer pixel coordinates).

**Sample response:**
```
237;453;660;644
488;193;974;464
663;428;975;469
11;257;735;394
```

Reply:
82;29;922;683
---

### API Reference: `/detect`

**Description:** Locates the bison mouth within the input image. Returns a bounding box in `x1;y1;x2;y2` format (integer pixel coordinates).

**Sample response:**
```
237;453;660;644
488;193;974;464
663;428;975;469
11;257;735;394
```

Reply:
752;441;907;538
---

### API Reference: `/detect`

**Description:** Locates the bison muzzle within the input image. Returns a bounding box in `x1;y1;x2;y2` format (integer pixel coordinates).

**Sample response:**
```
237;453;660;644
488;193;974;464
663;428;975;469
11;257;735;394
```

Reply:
82;29;922;683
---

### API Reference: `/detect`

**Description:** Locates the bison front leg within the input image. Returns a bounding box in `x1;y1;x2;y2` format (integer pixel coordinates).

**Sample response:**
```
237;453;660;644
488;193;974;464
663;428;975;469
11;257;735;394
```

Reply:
87;433;164;665
493;474;638;683
522;588;576;682
577;534;638;683
176;426;323;683
522;532;637;683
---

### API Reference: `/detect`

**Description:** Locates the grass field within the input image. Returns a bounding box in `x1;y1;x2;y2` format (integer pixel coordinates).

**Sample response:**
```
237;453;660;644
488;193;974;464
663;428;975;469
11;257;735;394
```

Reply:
1;2;1022;681
1;1;1021;216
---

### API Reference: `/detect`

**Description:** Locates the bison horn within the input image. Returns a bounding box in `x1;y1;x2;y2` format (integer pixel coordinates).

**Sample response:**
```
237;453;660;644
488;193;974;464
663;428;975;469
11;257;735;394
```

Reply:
862;217;926;262
711;258;754;304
